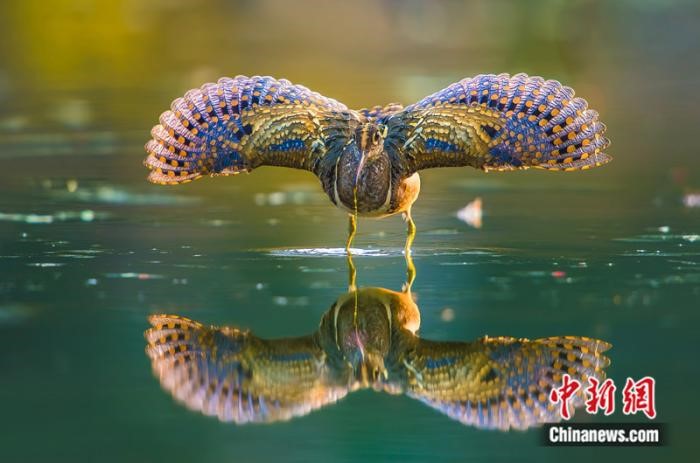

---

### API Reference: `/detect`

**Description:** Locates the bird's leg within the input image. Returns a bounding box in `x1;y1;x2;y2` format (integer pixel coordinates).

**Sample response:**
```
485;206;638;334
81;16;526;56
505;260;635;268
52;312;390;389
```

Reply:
403;250;416;293
346;252;357;293
403;208;416;253
346;213;357;252
402;208;417;292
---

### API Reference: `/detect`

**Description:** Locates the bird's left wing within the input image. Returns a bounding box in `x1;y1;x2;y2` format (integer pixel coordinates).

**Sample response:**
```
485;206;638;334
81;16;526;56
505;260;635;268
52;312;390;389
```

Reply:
385;74;610;174
399;335;611;430
144;75;360;184
145;315;349;424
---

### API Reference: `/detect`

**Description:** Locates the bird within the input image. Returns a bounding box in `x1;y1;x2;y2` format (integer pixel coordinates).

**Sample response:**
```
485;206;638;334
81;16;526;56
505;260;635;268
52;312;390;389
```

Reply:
144;74;611;250
145;262;611;430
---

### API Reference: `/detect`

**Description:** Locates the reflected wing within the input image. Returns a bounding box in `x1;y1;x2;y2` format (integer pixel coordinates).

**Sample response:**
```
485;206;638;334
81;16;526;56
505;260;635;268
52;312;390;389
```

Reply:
144;75;360;184
386;74;610;173
400;335;611;430
145;315;348;424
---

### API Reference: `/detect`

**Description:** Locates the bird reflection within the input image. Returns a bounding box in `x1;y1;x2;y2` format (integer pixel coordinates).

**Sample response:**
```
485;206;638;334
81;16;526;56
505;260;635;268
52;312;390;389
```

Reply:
145;256;610;430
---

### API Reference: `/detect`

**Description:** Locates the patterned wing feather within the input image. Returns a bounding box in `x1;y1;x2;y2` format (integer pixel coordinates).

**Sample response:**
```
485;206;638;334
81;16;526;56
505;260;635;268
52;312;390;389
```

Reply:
145;315;348;424
358;103;404;121
388;73;611;173
401;335;611;430
144;76;359;184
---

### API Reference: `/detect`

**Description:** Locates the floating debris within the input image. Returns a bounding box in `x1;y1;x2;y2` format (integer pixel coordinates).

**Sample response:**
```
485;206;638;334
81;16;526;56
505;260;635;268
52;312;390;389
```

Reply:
424;228;460;236
0;304;36;325
54;254;96;259
0;115;29;132
58;249;104;255
438;261;480;266
104;272;164;280
272;296;289;306
298;266;337;273
615;234;700;243
1;131;119;158
0;212;53;224
511;270;547;277
621;249;700;257
52;98;91;129
456;197;482;229
440;307;455;322
202;219;235;227
683;193;700;208
0;210;106;224
66;179;78;193
272;296;310;306
629;273;700;287
254;186;326;206
50;184;199;206
309;281;332;289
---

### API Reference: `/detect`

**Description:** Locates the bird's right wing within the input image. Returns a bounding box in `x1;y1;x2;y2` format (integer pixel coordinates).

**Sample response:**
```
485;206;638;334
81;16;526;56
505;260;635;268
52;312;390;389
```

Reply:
144;75;360;184
400;335;611;430
145;315;349;424
385;74;610;175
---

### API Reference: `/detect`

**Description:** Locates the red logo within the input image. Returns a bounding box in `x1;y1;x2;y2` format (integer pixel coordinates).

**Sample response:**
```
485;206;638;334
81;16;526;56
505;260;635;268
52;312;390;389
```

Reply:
549;374;581;420
585;377;617;415
622;376;657;419
551;375;656;420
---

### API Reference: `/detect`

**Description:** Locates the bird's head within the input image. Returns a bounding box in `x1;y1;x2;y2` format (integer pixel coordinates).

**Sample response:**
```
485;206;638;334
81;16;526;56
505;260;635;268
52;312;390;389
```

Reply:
335;123;391;213
355;123;388;162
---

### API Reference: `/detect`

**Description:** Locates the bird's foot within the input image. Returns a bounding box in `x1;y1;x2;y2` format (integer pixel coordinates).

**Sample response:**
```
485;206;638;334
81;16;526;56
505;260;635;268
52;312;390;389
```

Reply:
402;210;416;254
345;214;357;252
402;250;416;292
401;210;417;292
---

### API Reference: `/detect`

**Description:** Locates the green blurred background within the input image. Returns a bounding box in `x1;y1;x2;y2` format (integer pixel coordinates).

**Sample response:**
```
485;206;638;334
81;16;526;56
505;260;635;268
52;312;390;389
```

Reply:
0;0;698;462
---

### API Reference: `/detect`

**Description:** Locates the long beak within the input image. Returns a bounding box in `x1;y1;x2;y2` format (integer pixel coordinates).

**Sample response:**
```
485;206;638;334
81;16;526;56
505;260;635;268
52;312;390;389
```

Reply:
353;150;367;188
356;351;389;385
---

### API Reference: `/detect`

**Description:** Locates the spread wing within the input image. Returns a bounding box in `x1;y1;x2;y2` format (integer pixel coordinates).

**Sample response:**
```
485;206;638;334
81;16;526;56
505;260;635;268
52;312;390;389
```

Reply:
145;315;349;424
386;73;611;174
398;335;611;430
144;76;360;184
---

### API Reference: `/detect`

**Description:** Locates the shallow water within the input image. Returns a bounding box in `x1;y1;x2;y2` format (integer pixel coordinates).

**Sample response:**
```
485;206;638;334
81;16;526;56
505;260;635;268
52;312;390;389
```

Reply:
1;1;699;461
2;165;698;462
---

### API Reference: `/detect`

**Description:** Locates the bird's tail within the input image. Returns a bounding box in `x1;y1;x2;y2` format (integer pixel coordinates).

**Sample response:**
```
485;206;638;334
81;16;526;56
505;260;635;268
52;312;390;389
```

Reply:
461;74;611;171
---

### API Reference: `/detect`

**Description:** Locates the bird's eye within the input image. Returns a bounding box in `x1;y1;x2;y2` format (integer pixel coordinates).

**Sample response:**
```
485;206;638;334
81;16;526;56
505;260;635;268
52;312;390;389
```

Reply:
379;124;388;138
372;130;381;144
